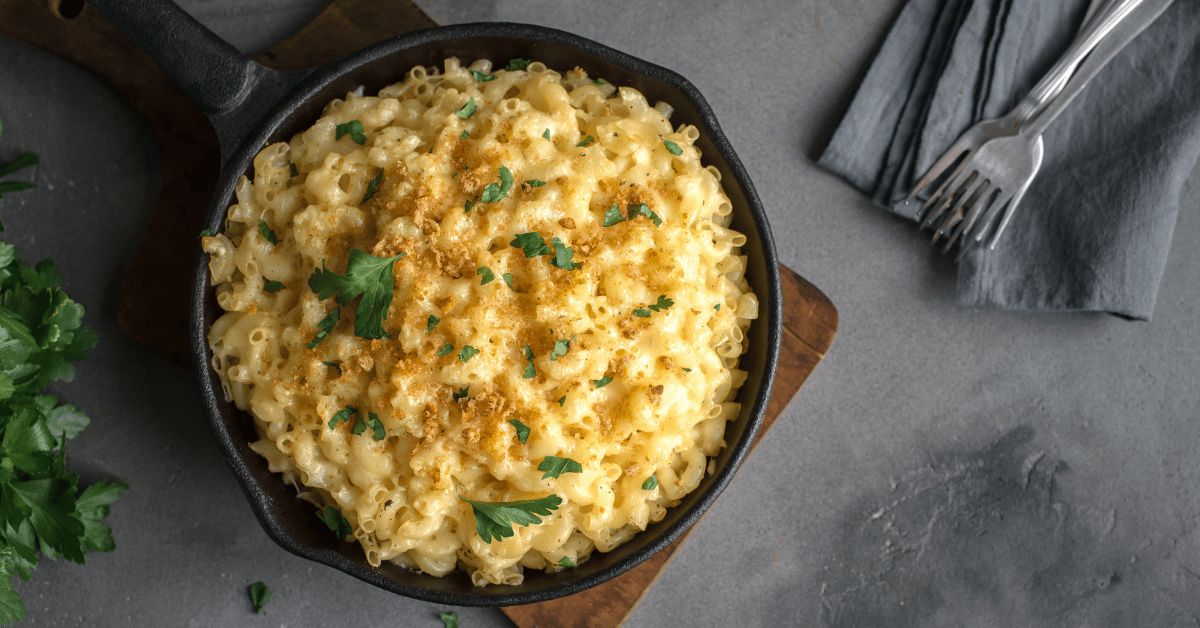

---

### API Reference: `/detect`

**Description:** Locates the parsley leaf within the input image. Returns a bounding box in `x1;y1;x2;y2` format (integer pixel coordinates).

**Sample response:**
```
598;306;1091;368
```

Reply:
455;97;477;119
307;306;339;349
480;165;514;203
510;232;553;258
426;315;440;333
464;197;478;213
523;345;536;379
459;494;562;543
440;612;460;628
289;162;299;177
199;228;213;238
263;280;284;294
308;249;404;340
642;476;658;490
558;556;576;567
352;416;367;435
549;238;581;270
557;395;565;407
663;139;683;155
249;581;271;614
629;203;663;226
508;419;530;443
335;119;367;144
321;506;353;539
365;412;385;441
453;386;470;401
632;308;651;318
362;167;383;203
502;273;514;289
593;376;612;388
460;130;469;140
603;205;625;227
594;79;607;86
648;295;674;312
459;345;480;363
0;152;37;200
542;129;551;141
550;336;571;361
683;367;692;373
327;406;356;429
538;456;583;480
477;266;496;285
470;70;497;82
437;343;453;356
576;135;595;147
524;179;546;189
714;303;721;311
257;220;278;245
506;58;532;71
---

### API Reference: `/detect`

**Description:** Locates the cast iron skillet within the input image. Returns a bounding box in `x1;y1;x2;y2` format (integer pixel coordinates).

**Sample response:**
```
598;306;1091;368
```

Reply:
89;0;783;607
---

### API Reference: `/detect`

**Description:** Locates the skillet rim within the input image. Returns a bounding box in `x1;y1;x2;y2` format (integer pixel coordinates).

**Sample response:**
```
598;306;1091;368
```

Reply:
189;21;782;607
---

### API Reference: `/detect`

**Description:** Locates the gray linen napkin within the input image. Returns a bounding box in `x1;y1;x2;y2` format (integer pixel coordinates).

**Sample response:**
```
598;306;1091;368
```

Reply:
818;0;1200;320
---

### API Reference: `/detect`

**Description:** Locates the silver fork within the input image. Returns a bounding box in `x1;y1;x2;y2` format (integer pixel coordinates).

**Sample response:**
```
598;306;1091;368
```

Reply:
907;0;1173;258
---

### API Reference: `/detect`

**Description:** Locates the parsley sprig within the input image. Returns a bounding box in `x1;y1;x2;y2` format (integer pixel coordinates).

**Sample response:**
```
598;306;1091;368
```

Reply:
0;199;125;624
308;249;404;340
335;120;367;145
459;494;562;543
538;456;582;480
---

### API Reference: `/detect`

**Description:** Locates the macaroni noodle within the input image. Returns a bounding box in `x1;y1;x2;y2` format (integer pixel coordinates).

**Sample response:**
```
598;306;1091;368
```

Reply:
203;57;757;585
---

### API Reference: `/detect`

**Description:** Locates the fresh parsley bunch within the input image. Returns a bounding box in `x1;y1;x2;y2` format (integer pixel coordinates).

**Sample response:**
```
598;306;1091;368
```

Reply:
0;131;127;625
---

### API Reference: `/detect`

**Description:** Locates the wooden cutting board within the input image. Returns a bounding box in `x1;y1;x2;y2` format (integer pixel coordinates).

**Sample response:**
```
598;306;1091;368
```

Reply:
0;1;838;625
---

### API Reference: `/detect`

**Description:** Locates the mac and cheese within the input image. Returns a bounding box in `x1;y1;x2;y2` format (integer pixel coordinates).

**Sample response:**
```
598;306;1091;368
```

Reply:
203;57;757;585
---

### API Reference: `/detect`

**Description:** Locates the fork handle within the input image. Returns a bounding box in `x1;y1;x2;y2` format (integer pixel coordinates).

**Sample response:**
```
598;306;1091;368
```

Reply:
1023;0;1175;137
1008;0;1146;125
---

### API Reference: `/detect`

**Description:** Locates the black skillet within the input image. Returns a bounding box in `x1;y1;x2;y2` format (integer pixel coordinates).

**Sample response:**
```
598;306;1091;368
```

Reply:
87;0;783;606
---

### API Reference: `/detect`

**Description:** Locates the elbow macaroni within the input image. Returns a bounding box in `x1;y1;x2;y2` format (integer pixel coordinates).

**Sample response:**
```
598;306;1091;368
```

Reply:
203;57;758;585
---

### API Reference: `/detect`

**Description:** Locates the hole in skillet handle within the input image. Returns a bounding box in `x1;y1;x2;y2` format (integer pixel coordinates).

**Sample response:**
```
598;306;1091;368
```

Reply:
50;0;85;19
191;22;782;607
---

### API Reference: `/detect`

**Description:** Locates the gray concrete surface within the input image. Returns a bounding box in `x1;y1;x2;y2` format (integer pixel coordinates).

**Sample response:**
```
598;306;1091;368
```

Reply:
2;0;1199;626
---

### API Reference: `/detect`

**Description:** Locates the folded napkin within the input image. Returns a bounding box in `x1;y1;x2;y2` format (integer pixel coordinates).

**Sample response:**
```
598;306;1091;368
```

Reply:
818;0;1200;320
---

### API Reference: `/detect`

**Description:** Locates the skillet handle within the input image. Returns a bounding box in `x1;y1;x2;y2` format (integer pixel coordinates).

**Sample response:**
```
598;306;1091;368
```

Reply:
86;0;311;165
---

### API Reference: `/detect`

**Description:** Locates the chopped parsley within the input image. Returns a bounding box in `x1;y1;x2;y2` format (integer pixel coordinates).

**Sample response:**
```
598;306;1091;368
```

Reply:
289;162;299;177
364;412;385;441
523;345;536;379
506;58;532;71
480;165;514;203
557;395;566;407
437;342;453;356
453;386;470;401
469;70;497;82
199;228;213;238
477;266;496;285
603;204;625;227
642;476;658;490
440;612;460;628
538;456;583;480
576;135;595;147
464;197;478;213
258;219;278;245
307;306;340;349
558;556;576;567
459;345;480;362
249;581;271;614
542;129;551;141
714;303;721;311
455;96;477;119
327;406;356;429
460;130;469;140
508;419;530;443
335;119;367;144
593;376;612;388
308;249;405;340
633;308;651;318
502;273;514;289
663;139;683;155
321;506;352;539
263;279;284;293
549;237;581;271
510;232;553;258
648;295;674;312
361;167;383;203
683;367;692;373
593;79;607;86
352;417;367;436
629;203;663;226
550;336;572;361
426;315;440;333
459;494;562;543
524;179;546;189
